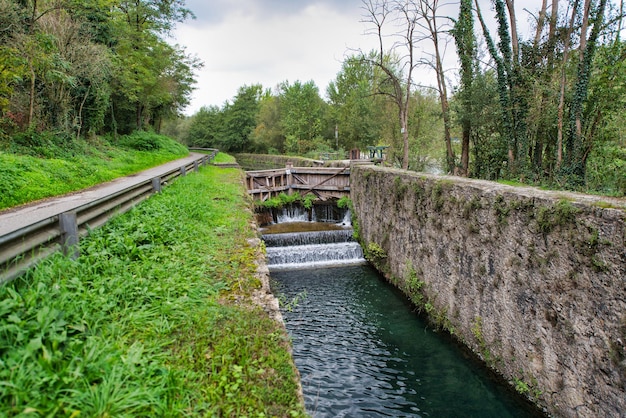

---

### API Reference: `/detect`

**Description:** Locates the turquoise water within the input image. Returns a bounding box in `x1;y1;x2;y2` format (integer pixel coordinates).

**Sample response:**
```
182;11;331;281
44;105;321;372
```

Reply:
271;264;543;418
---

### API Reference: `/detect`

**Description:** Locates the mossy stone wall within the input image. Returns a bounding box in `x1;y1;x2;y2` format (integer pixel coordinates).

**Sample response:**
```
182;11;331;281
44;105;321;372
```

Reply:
351;164;626;417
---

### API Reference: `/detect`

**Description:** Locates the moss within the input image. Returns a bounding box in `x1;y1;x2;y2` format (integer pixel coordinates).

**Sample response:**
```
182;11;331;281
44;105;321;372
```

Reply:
462;196;482;218
430;182;445;211
536;199;580;234
493;194;511;225
393;176;409;201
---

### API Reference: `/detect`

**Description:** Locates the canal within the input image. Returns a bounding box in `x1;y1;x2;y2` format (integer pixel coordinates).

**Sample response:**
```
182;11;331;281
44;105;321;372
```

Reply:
271;264;541;417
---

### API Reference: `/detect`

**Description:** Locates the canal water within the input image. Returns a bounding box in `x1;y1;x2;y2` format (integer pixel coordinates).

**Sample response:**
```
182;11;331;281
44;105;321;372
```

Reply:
270;264;541;418
262;210;541;417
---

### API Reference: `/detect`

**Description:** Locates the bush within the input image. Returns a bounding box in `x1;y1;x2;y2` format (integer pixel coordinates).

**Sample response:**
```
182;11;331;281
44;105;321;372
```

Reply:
117;131;163;151
8;129;90;159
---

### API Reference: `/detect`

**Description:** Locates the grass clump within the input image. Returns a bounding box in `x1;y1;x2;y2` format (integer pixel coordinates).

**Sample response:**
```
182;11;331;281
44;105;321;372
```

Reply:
0;132;188;211
256;192;316;210
0;164;305;416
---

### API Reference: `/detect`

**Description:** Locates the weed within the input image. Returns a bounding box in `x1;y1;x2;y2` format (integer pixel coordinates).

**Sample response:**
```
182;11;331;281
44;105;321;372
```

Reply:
393;176;408;200
462;196;482;218
255;191;316;210
430;182;445;211
493;195;511;225
536;199;580;234
0;163;306;416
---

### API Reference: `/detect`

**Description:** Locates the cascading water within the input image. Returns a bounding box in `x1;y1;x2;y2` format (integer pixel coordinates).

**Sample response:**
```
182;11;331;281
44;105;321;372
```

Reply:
264;229;365;271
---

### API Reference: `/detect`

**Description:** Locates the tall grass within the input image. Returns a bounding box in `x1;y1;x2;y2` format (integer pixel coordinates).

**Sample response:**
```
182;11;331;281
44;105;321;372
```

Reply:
0;132;188;211
0;165;305;416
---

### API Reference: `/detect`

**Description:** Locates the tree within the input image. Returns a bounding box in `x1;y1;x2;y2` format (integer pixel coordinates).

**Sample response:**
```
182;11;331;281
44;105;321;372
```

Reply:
451;0;476;176
326;55;382;151
279;80;326;154
564;0;609;184
219;84;262;152
0;0;199;139
475;0;529;177
252;92;285;153
412;0;456;174
185;105;223;148
360;0;418;169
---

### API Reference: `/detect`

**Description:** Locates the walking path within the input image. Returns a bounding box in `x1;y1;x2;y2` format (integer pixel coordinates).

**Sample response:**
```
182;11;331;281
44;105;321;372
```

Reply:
0;152;206;237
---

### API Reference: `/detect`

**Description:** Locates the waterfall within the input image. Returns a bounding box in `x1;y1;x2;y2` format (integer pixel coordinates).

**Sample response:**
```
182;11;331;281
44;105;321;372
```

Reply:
275;205;309;223
263;229;365;271
261;204;349;225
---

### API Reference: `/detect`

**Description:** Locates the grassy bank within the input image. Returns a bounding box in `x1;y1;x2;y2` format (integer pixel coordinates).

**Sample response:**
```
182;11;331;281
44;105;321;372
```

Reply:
0;164;306;416
0;131;189;211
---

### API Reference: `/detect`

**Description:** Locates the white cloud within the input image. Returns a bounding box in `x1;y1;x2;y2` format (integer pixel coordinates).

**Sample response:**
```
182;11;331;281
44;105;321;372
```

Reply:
174;0;547;115
174;2;378;114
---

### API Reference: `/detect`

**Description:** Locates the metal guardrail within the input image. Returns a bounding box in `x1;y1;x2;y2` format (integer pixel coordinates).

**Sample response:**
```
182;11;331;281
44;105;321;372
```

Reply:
0;149;219;284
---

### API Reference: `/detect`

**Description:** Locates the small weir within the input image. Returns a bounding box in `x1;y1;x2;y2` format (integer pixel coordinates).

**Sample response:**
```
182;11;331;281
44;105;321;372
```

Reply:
262;205;540;417
264;230;365;271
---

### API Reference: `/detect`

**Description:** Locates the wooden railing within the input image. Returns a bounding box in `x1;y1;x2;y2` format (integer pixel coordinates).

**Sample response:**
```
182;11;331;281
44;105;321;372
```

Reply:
0;150;218;284
246;165;351;201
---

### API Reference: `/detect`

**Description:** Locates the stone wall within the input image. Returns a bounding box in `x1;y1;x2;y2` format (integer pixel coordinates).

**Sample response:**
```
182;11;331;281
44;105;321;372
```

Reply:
350;164;626;418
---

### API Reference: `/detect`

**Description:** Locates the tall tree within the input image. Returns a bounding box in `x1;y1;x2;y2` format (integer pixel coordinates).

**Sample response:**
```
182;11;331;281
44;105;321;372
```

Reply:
412;0;456;174
327;56;382;151
360;0;418;169
279;80;326;154
219;84;262;152
451;0;476;176
565;0;609;184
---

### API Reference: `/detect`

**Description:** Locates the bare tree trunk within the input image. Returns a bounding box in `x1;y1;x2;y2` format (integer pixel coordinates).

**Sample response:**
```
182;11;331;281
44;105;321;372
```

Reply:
556;0;580;169
505;0;519;61
361;0;415;170
76;85;90;139
533;0;548;46
416;0;454;173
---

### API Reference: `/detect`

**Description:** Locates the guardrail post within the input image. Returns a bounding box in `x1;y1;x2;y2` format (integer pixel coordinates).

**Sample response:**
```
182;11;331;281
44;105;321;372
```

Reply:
194;161;199;172
180;166;187;176
59;212;79;259
151;177;161;193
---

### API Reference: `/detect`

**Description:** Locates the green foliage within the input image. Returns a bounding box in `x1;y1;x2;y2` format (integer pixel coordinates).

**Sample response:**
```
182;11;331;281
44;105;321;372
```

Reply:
326;56;382;151
0;0;198;137
279;80;328;155
255;192;316;210
0;165;305;416
364;242;387;271
116;131;186;153
0;135;187;210
514;378;530;395
336;196;351;209
536;199;580;234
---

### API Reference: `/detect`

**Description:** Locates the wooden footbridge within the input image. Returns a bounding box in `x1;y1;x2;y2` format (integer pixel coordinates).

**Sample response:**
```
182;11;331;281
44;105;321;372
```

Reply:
245;164;351;201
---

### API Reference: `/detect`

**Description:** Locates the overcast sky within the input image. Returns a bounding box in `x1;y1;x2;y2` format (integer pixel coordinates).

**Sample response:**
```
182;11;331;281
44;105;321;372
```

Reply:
172;0;544;115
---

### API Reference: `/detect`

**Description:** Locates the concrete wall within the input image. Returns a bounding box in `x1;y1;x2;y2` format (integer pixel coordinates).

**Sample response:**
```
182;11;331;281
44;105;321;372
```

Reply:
350;164;626;418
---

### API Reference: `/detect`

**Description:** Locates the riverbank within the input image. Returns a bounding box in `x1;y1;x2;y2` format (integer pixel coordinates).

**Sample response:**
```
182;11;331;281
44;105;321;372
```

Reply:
0;163;306;416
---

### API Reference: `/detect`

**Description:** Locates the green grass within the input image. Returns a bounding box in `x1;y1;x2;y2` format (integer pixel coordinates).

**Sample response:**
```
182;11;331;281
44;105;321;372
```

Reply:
213;152;236;164
0;165;306;416
0;132;189;211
